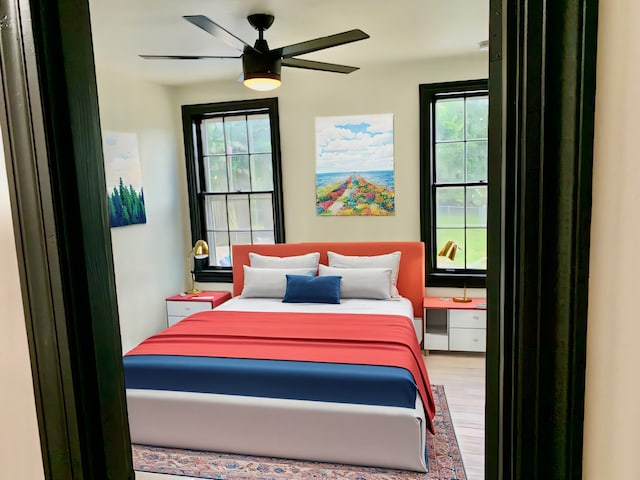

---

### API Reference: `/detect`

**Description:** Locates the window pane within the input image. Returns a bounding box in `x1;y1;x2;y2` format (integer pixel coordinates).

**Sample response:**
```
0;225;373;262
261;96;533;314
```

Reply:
435;98;464;142
247;114;271;153
466;186;488;228
467;228;487;270
250;193;274;231
253;231;275;244
435;143;464;183
436;187;465;227
436;229;466;269
224;116;248;154
465;96;488;140
250;154;274;191
207;230;231;267
227;195;250;230
204;196;228;230
466;140;488;183
229;231;252;247
204;155;228;192
229;155;251;192
202;118;225;155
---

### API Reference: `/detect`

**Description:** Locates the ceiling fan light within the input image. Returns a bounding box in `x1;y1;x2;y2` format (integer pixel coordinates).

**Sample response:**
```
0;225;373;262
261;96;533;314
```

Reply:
243;72;282;91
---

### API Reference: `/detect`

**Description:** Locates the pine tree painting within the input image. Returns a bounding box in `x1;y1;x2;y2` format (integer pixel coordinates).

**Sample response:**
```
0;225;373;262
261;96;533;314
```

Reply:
102;132;147;228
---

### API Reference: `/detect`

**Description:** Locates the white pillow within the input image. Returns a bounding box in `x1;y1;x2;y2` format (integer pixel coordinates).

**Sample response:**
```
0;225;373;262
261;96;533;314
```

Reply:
241;266;317;298
249;252;320;271
327;251;401;297
318;265;392;300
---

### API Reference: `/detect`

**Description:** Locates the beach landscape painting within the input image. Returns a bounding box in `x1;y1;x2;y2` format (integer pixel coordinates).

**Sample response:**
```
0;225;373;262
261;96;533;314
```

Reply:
315;113;395;216
103;131;147;228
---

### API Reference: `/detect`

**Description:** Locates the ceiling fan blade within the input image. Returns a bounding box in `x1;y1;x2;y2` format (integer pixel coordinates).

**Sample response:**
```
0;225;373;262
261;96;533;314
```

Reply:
140;54;241;60
183;15;259;54
281;58;359;74
278;29;369;58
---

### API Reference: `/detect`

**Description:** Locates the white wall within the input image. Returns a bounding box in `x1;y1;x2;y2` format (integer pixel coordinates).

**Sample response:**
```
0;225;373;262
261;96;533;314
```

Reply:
583;0;640;478
172;54;488;294
0;131;44;478
96;70;189;352
174;54;487;242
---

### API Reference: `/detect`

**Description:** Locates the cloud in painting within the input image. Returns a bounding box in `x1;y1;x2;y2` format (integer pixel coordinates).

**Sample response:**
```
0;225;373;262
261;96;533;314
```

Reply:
315;114;394;173
102;132;143;191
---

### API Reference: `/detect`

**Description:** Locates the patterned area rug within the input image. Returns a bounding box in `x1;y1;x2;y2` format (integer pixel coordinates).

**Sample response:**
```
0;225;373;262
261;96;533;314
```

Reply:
132;384;466;480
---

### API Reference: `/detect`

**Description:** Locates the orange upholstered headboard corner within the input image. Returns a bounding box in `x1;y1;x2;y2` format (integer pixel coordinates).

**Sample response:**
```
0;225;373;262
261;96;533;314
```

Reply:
231;242;425;318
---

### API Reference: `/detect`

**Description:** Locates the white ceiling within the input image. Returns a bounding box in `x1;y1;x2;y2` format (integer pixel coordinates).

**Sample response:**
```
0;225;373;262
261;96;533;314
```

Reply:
89;0;489;86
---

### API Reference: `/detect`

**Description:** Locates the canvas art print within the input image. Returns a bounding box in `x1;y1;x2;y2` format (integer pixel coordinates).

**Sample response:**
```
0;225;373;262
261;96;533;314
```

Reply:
103;131;147;228
316;113;394;216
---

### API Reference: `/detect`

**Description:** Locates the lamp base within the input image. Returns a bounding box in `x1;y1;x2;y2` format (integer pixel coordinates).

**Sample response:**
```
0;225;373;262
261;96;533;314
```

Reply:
185;288;202;295
453;296;473;303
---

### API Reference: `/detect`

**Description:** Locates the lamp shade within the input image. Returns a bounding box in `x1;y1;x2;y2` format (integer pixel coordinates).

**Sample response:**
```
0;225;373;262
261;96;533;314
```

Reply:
438;240;458;261
192;239;209;259
243;74;281;91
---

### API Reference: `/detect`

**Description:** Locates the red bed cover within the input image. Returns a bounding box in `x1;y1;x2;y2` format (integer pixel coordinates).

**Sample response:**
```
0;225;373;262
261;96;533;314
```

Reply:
126;310;436;433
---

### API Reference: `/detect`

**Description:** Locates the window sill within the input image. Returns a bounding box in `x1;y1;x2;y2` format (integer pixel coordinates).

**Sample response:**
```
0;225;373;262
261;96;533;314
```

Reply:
195;269;233;283
427;272;486;288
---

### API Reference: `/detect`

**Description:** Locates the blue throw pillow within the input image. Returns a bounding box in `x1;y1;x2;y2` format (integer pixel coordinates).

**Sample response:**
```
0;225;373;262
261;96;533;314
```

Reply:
282;274;342;304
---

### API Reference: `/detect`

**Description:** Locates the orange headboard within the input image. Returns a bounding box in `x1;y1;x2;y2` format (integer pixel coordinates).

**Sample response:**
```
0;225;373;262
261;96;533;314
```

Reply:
232;242;425;318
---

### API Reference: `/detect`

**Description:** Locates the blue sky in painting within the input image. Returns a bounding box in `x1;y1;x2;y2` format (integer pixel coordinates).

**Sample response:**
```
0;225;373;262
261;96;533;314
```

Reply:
102;131;143;191
315;114;394;174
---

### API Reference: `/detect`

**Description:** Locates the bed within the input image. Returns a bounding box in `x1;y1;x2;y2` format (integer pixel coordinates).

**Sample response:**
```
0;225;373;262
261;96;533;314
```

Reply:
124;241;434;472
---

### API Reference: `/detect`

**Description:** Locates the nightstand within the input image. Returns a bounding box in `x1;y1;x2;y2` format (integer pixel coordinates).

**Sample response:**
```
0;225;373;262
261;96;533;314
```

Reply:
423;296;487;352
165;291;232;327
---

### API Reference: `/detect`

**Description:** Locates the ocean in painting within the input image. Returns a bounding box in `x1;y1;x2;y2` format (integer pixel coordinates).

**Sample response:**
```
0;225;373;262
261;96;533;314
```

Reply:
316;170;394;189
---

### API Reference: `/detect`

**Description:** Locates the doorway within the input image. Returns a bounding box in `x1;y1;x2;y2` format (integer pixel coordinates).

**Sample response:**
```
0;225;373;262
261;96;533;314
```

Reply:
0;0;597;478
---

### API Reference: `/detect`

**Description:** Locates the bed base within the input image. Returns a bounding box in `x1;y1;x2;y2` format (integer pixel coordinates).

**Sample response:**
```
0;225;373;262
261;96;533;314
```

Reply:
127;389;428;473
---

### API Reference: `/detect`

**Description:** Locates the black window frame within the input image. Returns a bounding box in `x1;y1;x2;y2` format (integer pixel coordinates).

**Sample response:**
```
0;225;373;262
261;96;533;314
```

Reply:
182;98;285;283
420;79;489;288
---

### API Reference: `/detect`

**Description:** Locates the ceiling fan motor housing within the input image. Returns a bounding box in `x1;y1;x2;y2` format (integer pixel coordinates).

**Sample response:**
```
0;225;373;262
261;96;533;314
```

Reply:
242;52;282;81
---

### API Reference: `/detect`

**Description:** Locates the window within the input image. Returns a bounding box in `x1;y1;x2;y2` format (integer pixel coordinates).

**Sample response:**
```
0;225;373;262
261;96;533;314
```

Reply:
182;98;285;282
420;80;488;287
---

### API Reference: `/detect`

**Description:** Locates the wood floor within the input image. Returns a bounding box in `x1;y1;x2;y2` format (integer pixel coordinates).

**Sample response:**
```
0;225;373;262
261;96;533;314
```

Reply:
423;351;485;480
135;352;486;480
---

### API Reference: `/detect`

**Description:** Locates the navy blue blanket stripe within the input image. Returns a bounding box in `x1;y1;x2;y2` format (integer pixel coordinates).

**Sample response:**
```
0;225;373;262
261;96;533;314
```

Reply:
124;355;418;408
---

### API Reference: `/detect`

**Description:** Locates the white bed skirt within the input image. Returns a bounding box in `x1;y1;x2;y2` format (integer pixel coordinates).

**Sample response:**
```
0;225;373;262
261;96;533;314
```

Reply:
127;389;428;472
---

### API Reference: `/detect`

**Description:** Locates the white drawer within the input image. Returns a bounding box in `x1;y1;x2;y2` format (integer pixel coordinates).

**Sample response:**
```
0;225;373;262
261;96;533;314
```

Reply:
449;309;486;329
449;327;486;352
413;318;423;344
425;333;449;350
166;300;212;317
167;315;184;327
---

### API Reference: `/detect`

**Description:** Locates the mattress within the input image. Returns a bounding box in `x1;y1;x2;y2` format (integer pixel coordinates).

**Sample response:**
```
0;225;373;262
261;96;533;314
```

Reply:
218;296;423;343
126;297;420;407
125;355;418;408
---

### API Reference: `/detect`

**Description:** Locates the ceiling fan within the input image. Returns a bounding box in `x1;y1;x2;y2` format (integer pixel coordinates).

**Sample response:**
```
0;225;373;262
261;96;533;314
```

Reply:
140;13;370;91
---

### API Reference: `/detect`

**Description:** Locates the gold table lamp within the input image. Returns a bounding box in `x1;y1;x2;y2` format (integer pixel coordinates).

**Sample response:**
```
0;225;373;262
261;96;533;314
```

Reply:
437;240;472;303
186;239;209;294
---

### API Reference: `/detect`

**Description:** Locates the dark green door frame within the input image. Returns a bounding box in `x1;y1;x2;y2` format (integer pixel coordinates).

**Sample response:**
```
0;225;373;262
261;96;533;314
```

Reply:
0;0;132;477
485;0;598;479
0;0;597;478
